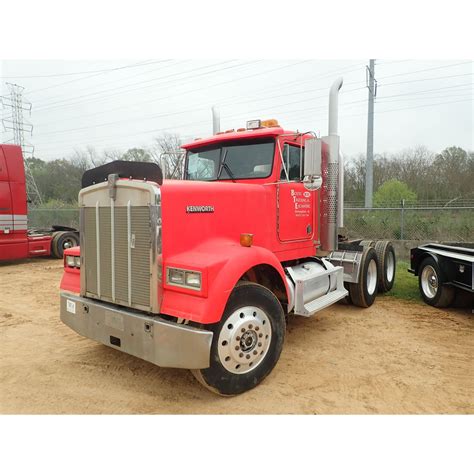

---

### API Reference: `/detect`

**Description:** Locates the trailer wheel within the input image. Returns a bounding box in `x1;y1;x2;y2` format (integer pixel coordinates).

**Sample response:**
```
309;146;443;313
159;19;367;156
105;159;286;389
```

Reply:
51;231;79;259
348;247;378;308
418;256;455;308
191;282;285;396
375;240;396;293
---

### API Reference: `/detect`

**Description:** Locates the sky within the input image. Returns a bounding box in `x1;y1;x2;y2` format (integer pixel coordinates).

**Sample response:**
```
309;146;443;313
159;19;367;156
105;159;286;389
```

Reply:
1;59;472;161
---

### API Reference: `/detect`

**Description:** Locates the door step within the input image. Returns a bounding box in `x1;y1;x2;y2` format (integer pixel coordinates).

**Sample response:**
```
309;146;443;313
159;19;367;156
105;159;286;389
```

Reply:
301;288;348;316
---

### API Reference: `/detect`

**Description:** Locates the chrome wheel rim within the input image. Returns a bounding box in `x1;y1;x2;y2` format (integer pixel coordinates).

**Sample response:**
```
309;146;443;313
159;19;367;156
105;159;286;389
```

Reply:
421;265;438;299
217;306;272;375
367;259;378;295
63;238;75;249
386;251;395;283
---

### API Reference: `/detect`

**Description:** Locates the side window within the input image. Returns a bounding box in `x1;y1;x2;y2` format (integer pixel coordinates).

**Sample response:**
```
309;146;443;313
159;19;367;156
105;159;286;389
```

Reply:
280;144;303;181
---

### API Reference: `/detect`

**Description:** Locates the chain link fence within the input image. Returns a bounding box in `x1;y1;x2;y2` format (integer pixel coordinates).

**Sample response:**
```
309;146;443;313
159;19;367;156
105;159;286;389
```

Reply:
344;201;474;242
28;208;80;230
28;200;474;243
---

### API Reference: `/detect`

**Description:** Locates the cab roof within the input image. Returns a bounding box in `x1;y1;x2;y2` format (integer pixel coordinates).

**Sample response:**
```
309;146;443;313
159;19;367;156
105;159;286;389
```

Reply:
182;126;299;150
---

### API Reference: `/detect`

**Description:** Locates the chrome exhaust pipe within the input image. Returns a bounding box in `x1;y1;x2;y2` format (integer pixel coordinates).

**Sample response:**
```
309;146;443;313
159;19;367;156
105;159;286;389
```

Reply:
212;106;220;134
320;78;343;252
328;77;343;135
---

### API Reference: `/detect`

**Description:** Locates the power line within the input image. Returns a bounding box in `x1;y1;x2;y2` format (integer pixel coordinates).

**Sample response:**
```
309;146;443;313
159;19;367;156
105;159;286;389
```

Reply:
35;60;313;114
1;59;171;79
377;61;472;80
380;72;474;87
27;60;176;96
31;61;311;120
33;62;364;127
378;82;474;99
377;91;473;104
35;94;473;154
33;60;244;111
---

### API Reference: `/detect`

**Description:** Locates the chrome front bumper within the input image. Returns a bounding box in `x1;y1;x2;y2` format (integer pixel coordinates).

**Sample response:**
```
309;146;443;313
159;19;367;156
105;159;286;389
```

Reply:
60;293;213;369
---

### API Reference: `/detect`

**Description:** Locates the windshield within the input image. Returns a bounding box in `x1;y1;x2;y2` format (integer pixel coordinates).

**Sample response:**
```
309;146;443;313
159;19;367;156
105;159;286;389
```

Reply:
185;138;275;181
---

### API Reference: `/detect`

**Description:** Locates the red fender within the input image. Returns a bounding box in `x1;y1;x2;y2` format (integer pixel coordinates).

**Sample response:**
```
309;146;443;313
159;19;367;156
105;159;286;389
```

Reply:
161;239;290;324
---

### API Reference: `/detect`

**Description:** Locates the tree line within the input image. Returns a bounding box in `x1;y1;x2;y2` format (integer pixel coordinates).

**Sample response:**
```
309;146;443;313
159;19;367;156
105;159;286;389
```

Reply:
344;145;474;204
27;137;473;207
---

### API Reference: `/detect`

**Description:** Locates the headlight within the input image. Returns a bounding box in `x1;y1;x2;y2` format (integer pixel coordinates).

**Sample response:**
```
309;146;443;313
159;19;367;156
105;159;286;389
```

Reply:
185;271;201;288
66;255;80;269
167;267;202;290
168;268;185;285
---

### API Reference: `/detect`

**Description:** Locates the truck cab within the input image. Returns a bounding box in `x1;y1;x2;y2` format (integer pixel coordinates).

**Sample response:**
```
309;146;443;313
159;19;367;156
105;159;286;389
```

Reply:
59;78;396;395
0;144;79;262
183;123;319;250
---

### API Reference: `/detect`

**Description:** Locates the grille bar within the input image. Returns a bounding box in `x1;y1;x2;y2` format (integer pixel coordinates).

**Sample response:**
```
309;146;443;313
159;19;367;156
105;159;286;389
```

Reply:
127;200;132;306
95;201;101;297
111;197;115;302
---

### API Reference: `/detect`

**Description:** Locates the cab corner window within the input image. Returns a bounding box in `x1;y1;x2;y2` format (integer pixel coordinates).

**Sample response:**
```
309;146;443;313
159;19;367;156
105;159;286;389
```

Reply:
280;144;303;181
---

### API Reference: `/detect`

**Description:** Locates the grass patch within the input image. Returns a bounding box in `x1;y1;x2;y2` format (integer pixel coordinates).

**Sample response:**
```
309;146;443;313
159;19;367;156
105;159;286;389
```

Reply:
384;261;421;302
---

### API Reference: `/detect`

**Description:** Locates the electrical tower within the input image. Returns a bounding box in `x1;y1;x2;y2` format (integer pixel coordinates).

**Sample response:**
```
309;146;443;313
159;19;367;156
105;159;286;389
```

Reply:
365;59;377;208
1;82;43;205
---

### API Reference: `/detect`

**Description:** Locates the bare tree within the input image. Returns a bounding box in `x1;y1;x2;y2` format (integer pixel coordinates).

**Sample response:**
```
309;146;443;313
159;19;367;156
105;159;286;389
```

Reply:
150;133;185;179
102;148;124;162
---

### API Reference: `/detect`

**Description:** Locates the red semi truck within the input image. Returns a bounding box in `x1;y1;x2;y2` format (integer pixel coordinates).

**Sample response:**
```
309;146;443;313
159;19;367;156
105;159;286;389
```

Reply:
59;78;396;395
0;144;79;262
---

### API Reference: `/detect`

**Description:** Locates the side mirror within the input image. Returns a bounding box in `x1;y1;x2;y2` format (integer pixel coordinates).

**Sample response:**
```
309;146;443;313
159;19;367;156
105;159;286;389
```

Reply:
304;138;321;177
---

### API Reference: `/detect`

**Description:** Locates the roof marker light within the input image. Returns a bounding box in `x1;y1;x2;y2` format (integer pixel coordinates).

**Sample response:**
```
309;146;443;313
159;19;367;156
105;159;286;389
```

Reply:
246;119;261;130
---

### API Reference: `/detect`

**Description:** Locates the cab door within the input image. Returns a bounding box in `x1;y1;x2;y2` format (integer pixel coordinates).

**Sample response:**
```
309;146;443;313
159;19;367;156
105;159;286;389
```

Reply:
277;142;315;242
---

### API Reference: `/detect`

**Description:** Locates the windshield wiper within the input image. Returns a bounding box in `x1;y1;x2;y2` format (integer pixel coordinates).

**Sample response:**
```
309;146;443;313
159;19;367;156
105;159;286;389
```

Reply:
216;149;236;182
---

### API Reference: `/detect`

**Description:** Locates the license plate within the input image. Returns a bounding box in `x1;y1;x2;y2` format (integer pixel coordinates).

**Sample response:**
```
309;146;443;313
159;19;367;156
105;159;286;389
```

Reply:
66;299;76;314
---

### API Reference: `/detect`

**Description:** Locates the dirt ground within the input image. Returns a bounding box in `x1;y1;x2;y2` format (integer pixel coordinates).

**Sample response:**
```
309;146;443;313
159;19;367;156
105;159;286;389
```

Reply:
1;258;473;414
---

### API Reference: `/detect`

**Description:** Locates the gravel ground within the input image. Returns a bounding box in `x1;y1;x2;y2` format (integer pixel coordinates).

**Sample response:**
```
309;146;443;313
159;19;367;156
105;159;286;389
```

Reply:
1;258;473;414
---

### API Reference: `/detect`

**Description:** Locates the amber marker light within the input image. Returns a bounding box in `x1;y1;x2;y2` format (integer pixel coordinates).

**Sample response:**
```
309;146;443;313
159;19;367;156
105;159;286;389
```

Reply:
240;233;253;247
261;119;279;127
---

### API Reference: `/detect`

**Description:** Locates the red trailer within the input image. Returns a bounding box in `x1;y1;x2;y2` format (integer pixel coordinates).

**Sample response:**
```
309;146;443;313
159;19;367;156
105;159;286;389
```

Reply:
59;78;396;395
0;144;79;262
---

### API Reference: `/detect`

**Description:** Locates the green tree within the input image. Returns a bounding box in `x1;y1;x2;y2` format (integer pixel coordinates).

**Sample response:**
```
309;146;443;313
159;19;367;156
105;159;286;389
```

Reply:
121;148;152;162
373;179;417;207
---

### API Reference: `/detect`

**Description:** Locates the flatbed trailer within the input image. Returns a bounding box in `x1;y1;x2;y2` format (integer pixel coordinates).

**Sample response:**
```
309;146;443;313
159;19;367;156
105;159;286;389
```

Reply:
409;243;474;307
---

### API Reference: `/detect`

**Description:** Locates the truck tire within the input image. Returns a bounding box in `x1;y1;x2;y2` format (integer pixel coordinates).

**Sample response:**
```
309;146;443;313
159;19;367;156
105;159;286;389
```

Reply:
418;256;455;308
51;231;79;259
375;240;396;293
191;282;286;396
348;247;378;308
359;240;375;248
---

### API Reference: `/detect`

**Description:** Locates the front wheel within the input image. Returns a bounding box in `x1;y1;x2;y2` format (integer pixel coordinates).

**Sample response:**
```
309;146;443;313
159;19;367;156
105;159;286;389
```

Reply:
192;282;286;396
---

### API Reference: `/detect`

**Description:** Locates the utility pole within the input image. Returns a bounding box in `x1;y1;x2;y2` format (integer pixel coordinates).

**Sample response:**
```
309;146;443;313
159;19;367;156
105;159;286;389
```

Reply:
365;59;377;208
1;82;43;205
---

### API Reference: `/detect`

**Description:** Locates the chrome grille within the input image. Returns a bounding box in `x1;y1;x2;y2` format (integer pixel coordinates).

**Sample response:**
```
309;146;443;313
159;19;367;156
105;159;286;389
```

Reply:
82;205;151;310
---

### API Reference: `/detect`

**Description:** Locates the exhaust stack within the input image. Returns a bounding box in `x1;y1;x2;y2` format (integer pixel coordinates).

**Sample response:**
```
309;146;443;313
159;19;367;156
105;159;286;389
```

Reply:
320;78;343;252
212;106;220;134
